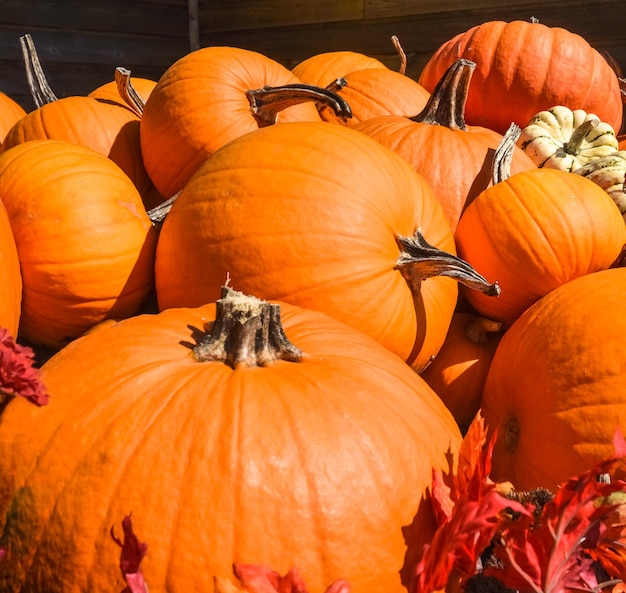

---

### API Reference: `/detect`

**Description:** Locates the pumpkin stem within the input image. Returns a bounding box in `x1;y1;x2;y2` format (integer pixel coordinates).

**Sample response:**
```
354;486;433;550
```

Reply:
246;83;352;126
492;122;523;184
114;67;145;116
395;229;500;296
391;35;407;75
562;117;600;155
410;58;475;130
20;33;58;108
193;286;303;368
465;316;502;344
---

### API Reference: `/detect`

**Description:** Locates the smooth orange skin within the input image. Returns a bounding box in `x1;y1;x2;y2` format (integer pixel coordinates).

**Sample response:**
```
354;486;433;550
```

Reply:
155;121;460;371
419;20;623;136
420;312;501;430
455;168;626;327
0;300;462;593
482;267;626;491
292;50;388;87
140;46;324;199
0;95;157;207
354;115;537;232
0;199;21;336
0;139;157;348
0;92;26;145
319;69;431;126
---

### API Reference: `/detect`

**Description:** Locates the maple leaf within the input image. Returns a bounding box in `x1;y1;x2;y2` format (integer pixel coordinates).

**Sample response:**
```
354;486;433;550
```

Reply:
412;413;528;593
110;514;149;593
488;428;626;593
0;327;49;406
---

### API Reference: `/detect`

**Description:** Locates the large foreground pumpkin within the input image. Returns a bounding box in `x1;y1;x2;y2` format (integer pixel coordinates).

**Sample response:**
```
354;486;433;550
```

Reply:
482;267;626;491
155;121;499;372
0;287;462;593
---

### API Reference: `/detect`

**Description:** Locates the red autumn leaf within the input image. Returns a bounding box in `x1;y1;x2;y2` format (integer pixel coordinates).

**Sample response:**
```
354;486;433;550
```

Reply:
489;428;626;593
111;514;149;593
233;564;351;593
0;327;49;406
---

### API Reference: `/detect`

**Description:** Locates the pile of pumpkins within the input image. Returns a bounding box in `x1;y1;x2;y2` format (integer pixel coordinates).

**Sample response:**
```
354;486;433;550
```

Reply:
0;18;625;593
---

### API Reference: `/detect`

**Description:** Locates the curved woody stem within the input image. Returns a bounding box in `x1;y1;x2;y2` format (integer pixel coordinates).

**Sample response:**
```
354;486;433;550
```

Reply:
247;83;353;126
115;67;146;116
20;33;58;108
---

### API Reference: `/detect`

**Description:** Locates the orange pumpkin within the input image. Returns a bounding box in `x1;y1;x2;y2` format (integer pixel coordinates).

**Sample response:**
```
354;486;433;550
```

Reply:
1;35;161;210
0;286;462;593
155;121;498;372
354;59;536;232
482;267;626;491
420;312;502;431
292;50;388;87
419;20;623;136
455;167;626;327
0;92;26;145
318;68;430;126
89;72;156;107
0;198;21;336
0;139;157;349
140;46;350;199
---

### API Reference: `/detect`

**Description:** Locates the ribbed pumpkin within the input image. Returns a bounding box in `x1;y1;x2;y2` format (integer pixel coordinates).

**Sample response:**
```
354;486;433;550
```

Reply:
318;68;430;126
420;312;502;431
140;46;350;199
418;19;623;136
155;121;499;372
0;92;26;145
0;198;21;336
354;59;536;232
0;139;157;349
482;267;626;491
455;166;626;327
292;50;388;87
0;286;462;593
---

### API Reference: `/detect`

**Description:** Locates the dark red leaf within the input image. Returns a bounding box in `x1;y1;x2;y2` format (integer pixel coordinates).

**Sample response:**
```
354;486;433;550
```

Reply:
111;514;149;593
0;327;49;406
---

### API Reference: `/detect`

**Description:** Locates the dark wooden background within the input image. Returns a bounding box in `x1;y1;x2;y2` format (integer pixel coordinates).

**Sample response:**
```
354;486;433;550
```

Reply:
2;0;626;113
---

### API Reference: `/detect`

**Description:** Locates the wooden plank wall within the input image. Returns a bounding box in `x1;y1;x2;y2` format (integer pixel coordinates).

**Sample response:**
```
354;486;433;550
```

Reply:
0;0;192;111
1;0;625;113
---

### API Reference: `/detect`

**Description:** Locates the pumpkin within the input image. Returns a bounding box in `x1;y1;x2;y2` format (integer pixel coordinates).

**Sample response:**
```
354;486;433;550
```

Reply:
292;50;388;87
418;19;623;136
354;59;536;232
317;68;430;126
2;35;162;210
0;139;157;349
155;121;498;372
481;267;626;491
574;150;626;219
140;46;351;199
454;123;626;328
518;105;619;170
0;285;462;593
88;69;157;108
0;92;26;145
420;312;502;431
0;199;21;337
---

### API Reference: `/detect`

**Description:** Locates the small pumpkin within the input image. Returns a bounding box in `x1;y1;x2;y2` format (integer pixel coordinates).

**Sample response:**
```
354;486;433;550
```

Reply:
0;139;157;349
574;150;626;219
0;92;26;145
455;125;626;327
0;285;462;593
418;19;623;135
155;121;498;372
0;198;21;336
518;105;619;171
292;50;388;87
482;267;626;491
88;69;157;108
